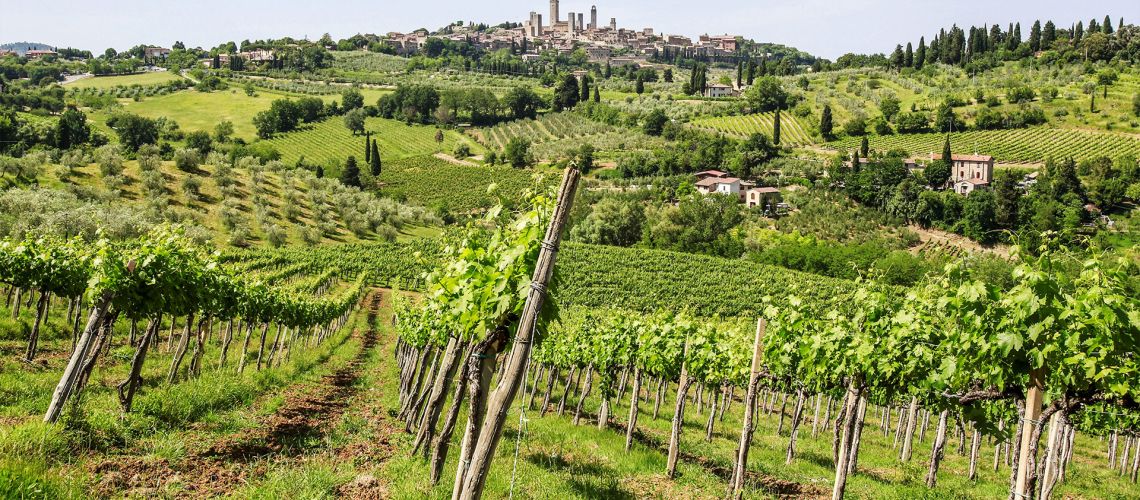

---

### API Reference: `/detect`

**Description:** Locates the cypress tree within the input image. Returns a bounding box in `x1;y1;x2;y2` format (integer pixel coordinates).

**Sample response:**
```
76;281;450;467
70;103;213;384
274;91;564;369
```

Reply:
580;74;591;102
1029;20;1041;52
593;86;600;103
604;62;612;79
1103;15;1113;34
905;42;913;68
370;141;382;176
364;132;371;163
941;136;952;171
340;155;361;187
915;37;926;69
1042;21;1056;48
1075;21;1084;43
736;62;742;88
1088;18;1098;35
772;109;781;145
860;136;869;158
820;104;833;139
746;60;755;85
635;77;644;95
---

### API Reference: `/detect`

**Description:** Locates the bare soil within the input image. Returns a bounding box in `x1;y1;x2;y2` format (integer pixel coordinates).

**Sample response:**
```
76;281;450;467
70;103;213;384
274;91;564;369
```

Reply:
87;291;399;499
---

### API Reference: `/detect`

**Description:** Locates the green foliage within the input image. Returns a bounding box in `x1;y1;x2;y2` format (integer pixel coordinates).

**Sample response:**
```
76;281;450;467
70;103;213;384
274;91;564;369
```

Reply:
504;137;533;169
642;108;667;137
106;112;158;152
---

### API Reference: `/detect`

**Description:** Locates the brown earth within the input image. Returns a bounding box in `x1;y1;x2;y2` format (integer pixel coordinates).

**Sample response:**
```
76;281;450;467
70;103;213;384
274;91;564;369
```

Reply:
87;291;399;499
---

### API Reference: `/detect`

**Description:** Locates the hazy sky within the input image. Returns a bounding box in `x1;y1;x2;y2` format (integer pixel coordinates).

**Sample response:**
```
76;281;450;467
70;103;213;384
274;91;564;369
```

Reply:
1;0;1137;60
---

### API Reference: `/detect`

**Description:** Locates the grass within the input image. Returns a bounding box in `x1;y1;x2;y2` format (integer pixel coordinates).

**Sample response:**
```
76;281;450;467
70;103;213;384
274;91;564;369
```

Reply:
264;116;485;167
64;71;186;90
102;87;375;142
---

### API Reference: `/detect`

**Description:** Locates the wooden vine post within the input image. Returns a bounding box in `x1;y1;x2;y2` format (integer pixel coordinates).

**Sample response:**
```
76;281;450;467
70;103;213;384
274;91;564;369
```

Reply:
727;318;766;500
455;166;580;500
1014;367;1046;498
666;338;693;478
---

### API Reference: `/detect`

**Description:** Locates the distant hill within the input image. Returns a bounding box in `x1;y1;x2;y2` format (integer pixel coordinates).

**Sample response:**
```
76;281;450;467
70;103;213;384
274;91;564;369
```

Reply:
0;42;56;56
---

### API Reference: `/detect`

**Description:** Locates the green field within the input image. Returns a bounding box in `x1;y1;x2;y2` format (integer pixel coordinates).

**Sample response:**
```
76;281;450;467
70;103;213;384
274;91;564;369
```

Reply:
107;88;377;141
265;117;484;166
826;127;1140;163
690;112;815;145
65;71;185;89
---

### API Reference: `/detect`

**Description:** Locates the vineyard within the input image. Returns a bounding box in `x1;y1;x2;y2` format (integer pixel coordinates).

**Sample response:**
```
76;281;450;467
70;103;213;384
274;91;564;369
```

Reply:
377;155;556;212
826;127;1140;163
690;112;815;146
266;117;481;166
478;112;616;151
330;50;410;74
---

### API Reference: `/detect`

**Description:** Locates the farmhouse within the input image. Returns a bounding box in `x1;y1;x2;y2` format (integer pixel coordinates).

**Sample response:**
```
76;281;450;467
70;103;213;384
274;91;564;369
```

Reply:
704;83;733;98
932;153;994;194
25;49;59;60
144;47;171;58
745;187;781;208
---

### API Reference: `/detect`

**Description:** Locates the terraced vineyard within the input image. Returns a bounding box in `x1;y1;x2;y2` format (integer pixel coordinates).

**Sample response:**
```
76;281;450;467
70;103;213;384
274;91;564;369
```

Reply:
826;128;1140;163
480;112;615;150
690;112;814;145
266;117;482;166
377;155;556;211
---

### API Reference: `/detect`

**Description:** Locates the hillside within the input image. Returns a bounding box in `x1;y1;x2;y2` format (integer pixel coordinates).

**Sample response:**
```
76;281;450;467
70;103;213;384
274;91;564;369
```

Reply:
0;42;55;55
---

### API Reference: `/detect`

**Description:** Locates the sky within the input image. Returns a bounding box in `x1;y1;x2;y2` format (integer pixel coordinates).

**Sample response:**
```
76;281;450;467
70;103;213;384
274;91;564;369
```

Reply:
1;0;1137;60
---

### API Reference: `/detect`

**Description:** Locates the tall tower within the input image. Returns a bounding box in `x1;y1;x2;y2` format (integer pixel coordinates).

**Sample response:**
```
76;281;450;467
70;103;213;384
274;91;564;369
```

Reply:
578;13;584;31
610;18;616;30
590;6;597;29
568;12;575;31
549;0;559;29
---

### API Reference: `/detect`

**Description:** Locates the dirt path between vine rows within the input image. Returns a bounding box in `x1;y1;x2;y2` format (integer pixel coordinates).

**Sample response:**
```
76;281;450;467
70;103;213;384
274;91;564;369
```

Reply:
88;291;398;499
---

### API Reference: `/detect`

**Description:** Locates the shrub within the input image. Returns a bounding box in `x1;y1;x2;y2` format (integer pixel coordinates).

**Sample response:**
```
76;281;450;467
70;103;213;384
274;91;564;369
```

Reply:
452;142;471;158
180;175;202;202
266;224;288;247
1007;86;1036;104
173;148;199;172
95;145;123;177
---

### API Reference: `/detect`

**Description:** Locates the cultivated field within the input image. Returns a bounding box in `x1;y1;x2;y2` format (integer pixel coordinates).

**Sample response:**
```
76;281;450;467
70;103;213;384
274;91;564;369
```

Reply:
265;118;484;166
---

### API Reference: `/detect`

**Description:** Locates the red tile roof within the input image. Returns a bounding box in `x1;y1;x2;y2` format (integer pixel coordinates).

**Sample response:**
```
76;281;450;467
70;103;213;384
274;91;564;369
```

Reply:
694;170;728;177
933;154;994;162
750;187;780;194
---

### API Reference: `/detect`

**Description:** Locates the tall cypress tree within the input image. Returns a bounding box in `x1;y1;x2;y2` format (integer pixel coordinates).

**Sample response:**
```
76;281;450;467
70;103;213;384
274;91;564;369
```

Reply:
593;86;600;103
635;77;644;95
905;42;913;68
1029;20;1042;52
860;136;869;158
819;104;833;139
736;62;742;88
746;60;755;85
370;141;382;176
1103;15;1113;34
772;109;781;145
364;132;371;163
915;37;926;69
1075;21;1084;43
580;74;591;102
